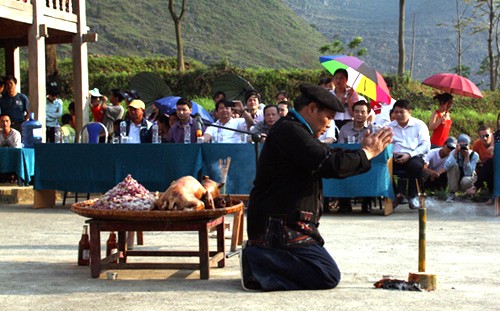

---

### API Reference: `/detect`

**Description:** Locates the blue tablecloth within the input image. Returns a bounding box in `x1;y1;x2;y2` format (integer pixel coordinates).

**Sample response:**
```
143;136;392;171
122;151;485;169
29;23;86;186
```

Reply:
34;143;392;198
0;147;35;185
34;144;203;193
323;144;394;200
493;143;500;197
201;143;259;194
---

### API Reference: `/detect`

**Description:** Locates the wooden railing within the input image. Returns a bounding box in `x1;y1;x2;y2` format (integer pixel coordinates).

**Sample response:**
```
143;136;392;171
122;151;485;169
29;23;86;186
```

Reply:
8;0;75;16
2;0;78;30
45;0;73;14
14;0;72;13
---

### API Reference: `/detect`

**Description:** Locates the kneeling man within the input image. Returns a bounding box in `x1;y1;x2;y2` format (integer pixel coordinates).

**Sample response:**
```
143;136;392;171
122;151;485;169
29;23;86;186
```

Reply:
242;84;393;291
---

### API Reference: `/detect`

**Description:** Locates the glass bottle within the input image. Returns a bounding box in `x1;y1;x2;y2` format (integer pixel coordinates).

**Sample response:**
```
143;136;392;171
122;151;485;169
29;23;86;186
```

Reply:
106;231;118;263
78;225;90;266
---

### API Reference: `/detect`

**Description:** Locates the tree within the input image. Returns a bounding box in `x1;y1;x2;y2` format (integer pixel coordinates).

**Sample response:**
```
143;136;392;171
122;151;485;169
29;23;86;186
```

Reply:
46;45;58;79
319;36;367;57
409;12;416;78
437;0;474;77
468;0;500;90
398;0;406;77
168;0;187;72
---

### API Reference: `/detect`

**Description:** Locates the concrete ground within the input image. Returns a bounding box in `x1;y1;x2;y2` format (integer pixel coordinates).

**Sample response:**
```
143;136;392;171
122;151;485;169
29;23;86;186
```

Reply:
0;197;499;311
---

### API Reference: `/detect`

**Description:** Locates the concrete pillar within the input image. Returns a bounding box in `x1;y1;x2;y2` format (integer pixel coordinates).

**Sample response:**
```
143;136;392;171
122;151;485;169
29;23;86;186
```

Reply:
72;0;90;138
4;46;21;94
27;0;47;140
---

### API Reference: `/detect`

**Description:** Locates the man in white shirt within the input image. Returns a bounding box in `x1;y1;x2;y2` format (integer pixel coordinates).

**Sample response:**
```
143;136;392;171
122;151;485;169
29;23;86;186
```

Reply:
204;99;254;143
390;99;431;209
244;90;264;124
0;113;22;148
373;76;396;127
318;119;337;144
423;137;456;191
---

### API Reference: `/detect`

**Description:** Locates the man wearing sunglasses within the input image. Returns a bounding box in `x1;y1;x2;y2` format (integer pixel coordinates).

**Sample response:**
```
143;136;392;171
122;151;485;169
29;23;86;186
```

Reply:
467;125;495;204
423;137;457;191
472;125;493;161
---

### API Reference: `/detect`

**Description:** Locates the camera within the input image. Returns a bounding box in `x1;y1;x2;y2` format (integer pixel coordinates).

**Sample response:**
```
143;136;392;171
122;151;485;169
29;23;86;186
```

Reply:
460;144;468;150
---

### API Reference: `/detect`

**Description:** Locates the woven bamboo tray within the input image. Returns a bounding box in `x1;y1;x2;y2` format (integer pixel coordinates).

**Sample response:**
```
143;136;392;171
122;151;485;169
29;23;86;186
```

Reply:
71;199;244;221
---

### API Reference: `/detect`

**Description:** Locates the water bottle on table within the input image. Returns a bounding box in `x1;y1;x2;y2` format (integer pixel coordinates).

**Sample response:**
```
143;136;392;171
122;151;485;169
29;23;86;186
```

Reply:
152;121;160;144
54;122;62;143
119;121;128;144
184;124;191;144
21;112;43;148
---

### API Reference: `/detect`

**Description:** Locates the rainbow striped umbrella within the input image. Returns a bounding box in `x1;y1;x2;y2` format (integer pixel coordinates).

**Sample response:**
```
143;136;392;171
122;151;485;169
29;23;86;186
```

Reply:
320;55;391;103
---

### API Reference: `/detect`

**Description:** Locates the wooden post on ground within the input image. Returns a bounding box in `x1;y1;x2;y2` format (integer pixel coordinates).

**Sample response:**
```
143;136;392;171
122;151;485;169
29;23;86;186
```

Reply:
33;190;56;208
408;184;437;290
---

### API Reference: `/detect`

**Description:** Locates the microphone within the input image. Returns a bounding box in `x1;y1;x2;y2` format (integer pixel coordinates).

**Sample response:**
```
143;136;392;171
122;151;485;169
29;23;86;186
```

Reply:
251;133;262;143
193;113;204;138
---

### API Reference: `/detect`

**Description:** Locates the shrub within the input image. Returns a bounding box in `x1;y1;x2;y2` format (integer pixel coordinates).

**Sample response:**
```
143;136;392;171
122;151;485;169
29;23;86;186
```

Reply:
17;55;499;135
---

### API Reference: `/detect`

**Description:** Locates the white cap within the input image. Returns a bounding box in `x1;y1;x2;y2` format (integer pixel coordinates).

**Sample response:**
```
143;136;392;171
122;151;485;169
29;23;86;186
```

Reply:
89;88;102;97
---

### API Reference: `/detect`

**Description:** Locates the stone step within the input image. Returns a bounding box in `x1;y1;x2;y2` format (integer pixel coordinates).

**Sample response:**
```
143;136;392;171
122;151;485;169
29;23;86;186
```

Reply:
0;183;69;206
0;184;34;205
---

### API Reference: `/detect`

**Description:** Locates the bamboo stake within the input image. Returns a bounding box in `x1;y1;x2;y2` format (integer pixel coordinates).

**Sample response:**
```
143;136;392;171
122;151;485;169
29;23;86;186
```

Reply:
218;157;231;195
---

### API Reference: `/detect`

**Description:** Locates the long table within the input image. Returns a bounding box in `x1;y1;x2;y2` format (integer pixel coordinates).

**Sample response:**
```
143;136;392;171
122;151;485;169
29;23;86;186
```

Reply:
323;144;394;198
34;143;259;207
323;143;395;215
0;147;35;186
34;143;395;214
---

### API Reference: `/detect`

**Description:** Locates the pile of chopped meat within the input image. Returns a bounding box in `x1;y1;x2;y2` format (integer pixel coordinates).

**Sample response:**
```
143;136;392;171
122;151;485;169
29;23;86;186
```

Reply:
92;174;157;211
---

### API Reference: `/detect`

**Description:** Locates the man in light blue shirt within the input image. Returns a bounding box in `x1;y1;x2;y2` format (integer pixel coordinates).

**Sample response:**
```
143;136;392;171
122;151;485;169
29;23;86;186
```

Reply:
45;86;63;143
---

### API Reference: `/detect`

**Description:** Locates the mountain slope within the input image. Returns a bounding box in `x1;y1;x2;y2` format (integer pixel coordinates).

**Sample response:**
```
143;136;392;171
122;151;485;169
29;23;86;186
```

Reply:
85;0;329;69
82;0;489;85
284;0;488;83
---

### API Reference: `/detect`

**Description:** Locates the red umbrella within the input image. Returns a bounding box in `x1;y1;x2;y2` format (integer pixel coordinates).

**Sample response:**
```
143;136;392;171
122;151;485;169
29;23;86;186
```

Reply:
422;73;483;98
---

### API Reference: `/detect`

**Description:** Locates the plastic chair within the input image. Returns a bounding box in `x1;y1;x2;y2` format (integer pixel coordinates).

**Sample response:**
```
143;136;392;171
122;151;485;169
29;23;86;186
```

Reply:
63;122;108;206
79;122;108;144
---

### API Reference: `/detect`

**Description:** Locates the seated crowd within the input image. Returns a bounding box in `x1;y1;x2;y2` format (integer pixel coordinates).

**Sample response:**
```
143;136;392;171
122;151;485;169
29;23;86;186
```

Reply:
0;74;497;208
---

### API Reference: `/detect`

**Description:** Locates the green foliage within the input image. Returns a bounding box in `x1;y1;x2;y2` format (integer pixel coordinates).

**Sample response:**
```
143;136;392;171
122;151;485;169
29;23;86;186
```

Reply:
451;65;471;77
319;37;367;57
18;54;500;138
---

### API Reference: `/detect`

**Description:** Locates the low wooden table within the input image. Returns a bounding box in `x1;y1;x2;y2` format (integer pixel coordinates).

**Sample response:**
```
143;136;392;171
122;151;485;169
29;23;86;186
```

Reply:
86;217;226;280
